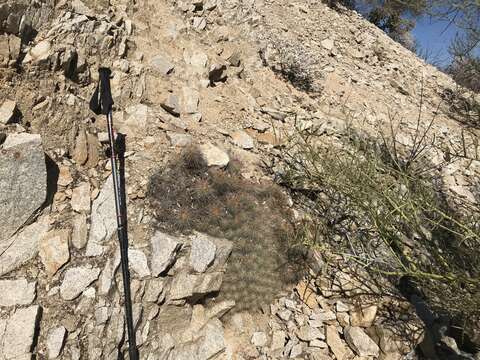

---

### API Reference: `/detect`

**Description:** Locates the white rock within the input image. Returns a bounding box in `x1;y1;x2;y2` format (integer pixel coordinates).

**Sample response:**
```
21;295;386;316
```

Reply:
39;229;71;276
144;278;165;302
150;231;182;276
24;40;51;64
251;332;268;347
231;130;254;149
321;38;334;51
199;143;230;167
297;325;325;341
2;306;41;359
190;233;216;273
344;326;380;357
60;266;100;300
47;326;67;359
86;175;116;256
128;248;150;278
350;305;377;327
71;182;91;213
71;213;88;249
0;278;36;306
98;256;120;296
0;99;17;124
0;220;49;276
182;87;200;114
325;325;351;360
336;301;349;312
193;17;207;31
150;55;174;75
166;132;193;147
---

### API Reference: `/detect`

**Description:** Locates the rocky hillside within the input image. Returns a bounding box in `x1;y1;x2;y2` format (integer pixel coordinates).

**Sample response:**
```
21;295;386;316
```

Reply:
1;0;479;359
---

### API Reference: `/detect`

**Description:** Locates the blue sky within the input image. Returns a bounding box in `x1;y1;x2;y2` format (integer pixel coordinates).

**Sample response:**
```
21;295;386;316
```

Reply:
412;15;459;66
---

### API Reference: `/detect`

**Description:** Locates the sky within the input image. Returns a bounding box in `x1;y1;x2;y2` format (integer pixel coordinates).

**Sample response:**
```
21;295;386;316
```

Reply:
412;15;460;67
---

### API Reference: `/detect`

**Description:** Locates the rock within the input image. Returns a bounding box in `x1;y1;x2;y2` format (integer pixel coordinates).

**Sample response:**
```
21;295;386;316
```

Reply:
128;248;150;278
321;38;334;51
206;300;236;319
193;272;223;297
193;16;207;31
290;343;303;358
121;104;150;138
197;319;225;359
0;220;49;276
1;305;41;359
71;0;95;17
166;132;193;147
312;310;336;322
39;229;71;276
190;233;216;273
71;182;91;213
199;143;229;167
57;166;73;187
271;330;286;352
277;309;293;321
24;40;52;65
71;213;88;249
350;305;377;327
251;332;268;347
98;256;120;296
0;99;17;124
73;129;88;165
85;133;100;168
326;325;351;360
310;339;328;348
151;55;174;75
297;325;325;341
161;94;181;117
181;87;199;114
47;326;67;359
60;266;100;300
150;231;183;276
144;278;165;302
169;271;223;300
0;278;36;306
336;301;349;312
205;0;217;10
344;326;380;357
231;130;254;149
296;280;318;309
86;175;116;256
0;133;47;244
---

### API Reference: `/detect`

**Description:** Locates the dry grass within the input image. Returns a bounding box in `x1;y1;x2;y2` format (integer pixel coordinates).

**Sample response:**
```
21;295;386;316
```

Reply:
147;147;306;312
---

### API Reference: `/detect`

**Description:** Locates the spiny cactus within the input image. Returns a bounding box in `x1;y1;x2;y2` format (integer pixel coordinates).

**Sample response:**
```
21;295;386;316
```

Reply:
147;146;305;312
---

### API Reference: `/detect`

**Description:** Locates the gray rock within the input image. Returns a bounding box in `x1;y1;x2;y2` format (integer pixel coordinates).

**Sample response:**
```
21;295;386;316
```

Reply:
199;143;229;167
297;325;325;342
321;38;334;51
71;213;88;249
98;256;120;296
166;132;193;147
181;87;199;114
71;0;95;17
344;326;380;357
128;248;150;278
161;94;181;117
193;17;207;31
252;332;268;347
310;339;328;348
71;182;91;213
0;278;36;306
197;319;225;359
0;220;49;276
2;305;41;359
60;266;100;300
325;325;352;360
290;343;303;358
206;300;236;319
0;133;47;245
151;55;174;75
169;271;196;300
86;175;116;256
231;130;254;149
336;301;349;312
193;272;223;297
0;99;17;124
23;40;52;65
190;233;216;273
144;278;165;302
39;229;71;276
271;330;286;352
47;326;67;359
150;231;182;276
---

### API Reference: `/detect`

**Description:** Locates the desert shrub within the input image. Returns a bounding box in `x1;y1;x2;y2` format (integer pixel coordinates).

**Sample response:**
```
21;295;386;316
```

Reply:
147;147;305;312
279;118;480;344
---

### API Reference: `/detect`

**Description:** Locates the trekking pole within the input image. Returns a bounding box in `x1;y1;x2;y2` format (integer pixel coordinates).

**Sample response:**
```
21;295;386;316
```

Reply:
89;68;139;360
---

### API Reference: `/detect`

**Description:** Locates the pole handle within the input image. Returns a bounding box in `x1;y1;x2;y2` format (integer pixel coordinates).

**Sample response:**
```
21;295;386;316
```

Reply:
89;67;114;115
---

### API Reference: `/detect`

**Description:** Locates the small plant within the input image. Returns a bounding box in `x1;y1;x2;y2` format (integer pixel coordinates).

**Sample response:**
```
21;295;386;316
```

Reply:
279;111;480;345
147;147;305;312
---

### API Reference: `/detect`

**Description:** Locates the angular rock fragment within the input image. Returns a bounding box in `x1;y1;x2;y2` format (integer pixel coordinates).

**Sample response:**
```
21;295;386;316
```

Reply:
0;278;36;306
0;220;49;276
39;229;71;276
190;233;216;273
86;175;116;256
0;99;17;124
2;305;41;359
60;266;100;300
344;326;380;357
166;132;193;147
150;231;182;276
199;143;229;167
71;182;91;213
325;325;352;360
151;55;174;75
47;326;67;359
128;248;150;278
0;133;47;244
181;87;200;114
161;94;181;117
251;332;268;347
71;213;88;249
231;130;254;149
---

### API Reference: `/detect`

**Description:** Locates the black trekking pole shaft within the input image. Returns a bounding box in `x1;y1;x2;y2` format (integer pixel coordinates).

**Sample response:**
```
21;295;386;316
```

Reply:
106;111;139;360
